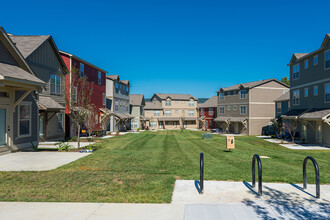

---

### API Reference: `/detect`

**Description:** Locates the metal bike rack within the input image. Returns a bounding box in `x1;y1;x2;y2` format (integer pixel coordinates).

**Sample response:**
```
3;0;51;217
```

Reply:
303;156;320;198
252;154;262;196
200;152;204;194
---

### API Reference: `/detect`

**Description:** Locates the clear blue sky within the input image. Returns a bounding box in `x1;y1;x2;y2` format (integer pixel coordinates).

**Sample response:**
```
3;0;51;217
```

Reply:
1;0;329;98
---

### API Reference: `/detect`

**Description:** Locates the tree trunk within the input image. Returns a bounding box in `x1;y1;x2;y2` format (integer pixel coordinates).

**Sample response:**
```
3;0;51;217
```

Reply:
77;124;81;149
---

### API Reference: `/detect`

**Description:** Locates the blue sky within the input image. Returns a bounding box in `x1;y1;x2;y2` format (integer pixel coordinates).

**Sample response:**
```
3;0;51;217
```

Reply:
1;0;329;98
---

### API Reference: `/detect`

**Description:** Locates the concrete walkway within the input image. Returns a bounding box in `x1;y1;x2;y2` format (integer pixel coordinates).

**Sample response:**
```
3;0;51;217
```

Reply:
38;141;95;149
0;152;91;171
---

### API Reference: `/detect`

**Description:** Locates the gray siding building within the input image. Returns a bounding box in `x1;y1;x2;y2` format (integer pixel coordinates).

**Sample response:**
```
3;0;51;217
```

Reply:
129;94;146;130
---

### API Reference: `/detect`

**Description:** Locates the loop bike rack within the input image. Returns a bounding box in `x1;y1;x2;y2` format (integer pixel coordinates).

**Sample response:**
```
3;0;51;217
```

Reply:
200;152;204;194
252;154;262;196
303;156;320;198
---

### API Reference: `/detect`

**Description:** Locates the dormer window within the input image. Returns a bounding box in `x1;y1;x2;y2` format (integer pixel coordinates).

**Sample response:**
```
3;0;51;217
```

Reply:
240;90;246;99
293;64;300;80
165;99;171;106
188;99;194;106
219;92;224;101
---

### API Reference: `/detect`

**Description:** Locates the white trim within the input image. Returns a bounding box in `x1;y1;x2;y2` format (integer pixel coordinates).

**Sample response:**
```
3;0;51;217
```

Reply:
240;90;247;99
290;77;330;90
250;102;275;105
292;89;300;106
17;101;32;138
240;105;247;115
249;117;274;120
218;102;248;105
253;87;289;90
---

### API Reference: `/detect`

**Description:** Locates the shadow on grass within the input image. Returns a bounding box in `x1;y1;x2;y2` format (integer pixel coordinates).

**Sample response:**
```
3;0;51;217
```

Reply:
194;180;201;194
242;185;330;219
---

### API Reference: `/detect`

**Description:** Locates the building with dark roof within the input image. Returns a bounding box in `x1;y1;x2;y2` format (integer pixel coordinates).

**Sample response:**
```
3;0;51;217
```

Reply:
129;94;146;129
198;96;217;130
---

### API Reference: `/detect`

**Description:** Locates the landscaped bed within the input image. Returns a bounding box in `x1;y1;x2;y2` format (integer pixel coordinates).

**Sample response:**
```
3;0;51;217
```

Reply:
0;130;329;203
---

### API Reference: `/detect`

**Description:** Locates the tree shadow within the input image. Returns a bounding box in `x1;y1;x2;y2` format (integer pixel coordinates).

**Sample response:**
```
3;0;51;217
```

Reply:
194;180;201;194
242;185;330;219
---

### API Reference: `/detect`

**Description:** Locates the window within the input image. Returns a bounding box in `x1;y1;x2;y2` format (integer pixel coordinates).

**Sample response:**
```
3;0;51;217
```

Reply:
293;89;300;105
174;121;177;128
219;92;224;101
115;100;119;111
175;110;178;114
165;110;171;116
219;106;225;114
188;110;194;116
154;110;160;116
182;110;185;114
126;86;129;94
50;74;61;94
103;93;106;106
72;87;77;103
175;101;178;104
18;102;31;137
240;105;247;115
227;106;231;111
325;84;330;102
233;105;237;111
189;100;194;106
304;60;308;69
57;113;63;130
276;102;282;114
227;91;231;96
325;50;330;69
233;91;237;95
209;108;213;115
80;63;84;78
240;90;246;99
201;109;204;115
293;64;300;80
147;110;150;113
304;88;308;97
314;55;318;65
182;101;185;104
98;71;101;85
150;121;157;127
165;99;171;106
314;85;318;96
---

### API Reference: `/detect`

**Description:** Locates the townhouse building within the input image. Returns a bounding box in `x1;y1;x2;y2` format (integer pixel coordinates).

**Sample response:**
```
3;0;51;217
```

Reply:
129;94;146;130
9;32;67;142
144;93;198;130
106;75;133;131
59;51;107;138
282;34;330;145
0;27;45;154
215;79;289;135
198;96;217;130
274;92;290;118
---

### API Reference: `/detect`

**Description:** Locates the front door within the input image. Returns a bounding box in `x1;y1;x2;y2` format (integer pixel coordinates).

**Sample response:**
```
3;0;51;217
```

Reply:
316;122;322;144
234;123;239;133
0;105;9;148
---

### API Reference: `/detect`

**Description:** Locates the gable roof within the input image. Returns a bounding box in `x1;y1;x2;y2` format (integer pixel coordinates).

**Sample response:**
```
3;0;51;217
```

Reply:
218;78;288;92
288;34;330;66
198;96;217;108
9;35;67;71
106;75;119;81
130;94;145;106
144;101;163;110
152;93;198;101
274;92;290;102
39;96;65;110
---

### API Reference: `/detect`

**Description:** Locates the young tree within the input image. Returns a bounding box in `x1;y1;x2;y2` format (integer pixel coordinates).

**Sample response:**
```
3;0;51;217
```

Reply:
281;77;290;86
271;117;283;136
65;66;94;149
283;119;297;142
84;104;98;137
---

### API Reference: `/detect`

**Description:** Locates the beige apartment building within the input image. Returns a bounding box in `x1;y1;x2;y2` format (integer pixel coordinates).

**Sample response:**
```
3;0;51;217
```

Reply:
145;93;198;130
215;79;289;135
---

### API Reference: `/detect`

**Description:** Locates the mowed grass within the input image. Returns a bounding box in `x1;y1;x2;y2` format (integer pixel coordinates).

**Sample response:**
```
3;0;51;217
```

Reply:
0;130;329;203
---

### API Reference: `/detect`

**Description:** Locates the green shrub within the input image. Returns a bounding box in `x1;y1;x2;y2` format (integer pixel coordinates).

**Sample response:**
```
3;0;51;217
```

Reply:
31;142;38;151
87;138;94;142
58;142;71;152
70;136;78;142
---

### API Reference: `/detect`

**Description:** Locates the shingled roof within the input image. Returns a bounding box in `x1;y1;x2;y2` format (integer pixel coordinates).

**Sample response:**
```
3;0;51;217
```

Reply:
153;93;198;101
218;78;288;92
130;94;145;106
274;92;290;102
106;75;119;81
198;96;217;108
144;101;163;110
9;35;51;58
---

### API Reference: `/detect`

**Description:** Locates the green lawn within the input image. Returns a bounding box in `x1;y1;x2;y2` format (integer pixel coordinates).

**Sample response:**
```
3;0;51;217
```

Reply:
0;130;329;203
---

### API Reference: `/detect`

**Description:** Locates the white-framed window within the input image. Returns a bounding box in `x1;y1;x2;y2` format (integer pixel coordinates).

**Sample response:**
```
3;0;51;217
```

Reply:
276;102;282;114
314;55;318;65
154;110;160;116
293;89;300;105
188;110;194;116
188;100;194;106
209;108;213;115
304;88;308;97
50;74;61;95
227;91;231;96
240;105;247;115
219;106;225;114
201;109;204;115
182;101;185;104
325;50;330;70
304;59;308;69
165;110;171;116
233;105;237;111
72;87;77;103
98;71;101;85
57;112;63;130
165;99;171;106
150;121;157;127
182;110;185;114
227;106;231;111
325;83;330;102
292;64;300;80
102;93;106;106
126;85;129;94
314;85;318;96
18;102;32;137
240;90;246;99
175;110;178;114
80;63;84;78
147;110;150;113
219;92;224;101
